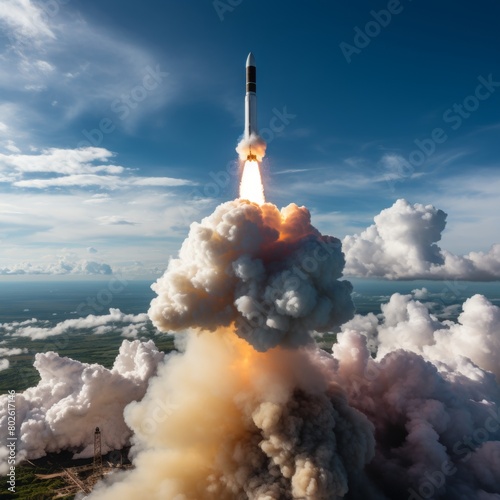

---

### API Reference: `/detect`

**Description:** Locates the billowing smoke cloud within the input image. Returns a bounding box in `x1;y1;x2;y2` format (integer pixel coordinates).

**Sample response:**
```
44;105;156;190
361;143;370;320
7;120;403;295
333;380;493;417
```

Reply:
343;199;500;280
89;330;375;500
236;133;267;162
149;199;354;351
0;339;164;474
335;292;500;498
87;199;378;499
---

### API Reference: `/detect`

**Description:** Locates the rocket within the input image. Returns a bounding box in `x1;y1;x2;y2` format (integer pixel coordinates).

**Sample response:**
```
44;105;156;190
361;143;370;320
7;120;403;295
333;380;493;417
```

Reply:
245;52;258;161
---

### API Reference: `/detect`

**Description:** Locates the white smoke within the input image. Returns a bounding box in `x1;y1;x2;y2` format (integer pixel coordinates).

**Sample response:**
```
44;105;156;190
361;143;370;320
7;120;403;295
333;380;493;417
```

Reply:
236;133;267;162
0;339;164;474
343;199;500;280
89;330;375;500
149;199;354;351
88;199;379;499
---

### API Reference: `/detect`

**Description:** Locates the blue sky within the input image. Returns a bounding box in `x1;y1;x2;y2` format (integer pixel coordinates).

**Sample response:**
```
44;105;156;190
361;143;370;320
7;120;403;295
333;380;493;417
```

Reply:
0;0;499;277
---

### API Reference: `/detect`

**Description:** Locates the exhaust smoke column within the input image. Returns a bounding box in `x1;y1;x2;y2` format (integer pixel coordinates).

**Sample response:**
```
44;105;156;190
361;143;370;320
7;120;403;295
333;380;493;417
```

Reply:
88;200;374;499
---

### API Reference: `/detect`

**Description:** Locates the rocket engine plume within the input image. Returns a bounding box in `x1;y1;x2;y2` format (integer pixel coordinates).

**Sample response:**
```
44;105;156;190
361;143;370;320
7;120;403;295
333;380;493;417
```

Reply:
239;159;265;205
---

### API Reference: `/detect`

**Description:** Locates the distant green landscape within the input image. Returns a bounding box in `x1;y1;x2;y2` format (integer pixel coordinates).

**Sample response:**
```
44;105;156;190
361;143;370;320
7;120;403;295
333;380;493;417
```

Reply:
0;325;176;393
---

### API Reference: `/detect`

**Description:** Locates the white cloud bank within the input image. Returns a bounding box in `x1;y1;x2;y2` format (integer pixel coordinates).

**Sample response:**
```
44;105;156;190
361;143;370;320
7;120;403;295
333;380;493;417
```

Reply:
343;199;500;280
0;339;164;473
0;146;194;190
342;291;500;380
1;309;150;340
0;258;113;276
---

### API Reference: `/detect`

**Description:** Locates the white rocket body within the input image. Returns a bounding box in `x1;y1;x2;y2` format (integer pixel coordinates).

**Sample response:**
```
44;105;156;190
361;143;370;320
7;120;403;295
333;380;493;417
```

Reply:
244;52;258;140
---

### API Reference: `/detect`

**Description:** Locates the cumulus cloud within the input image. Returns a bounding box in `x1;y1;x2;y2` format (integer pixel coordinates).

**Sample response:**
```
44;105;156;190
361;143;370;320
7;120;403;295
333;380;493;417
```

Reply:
0;346;28;371
343;199;500;280
0;347;28;356
343;291;500;381
2;309;149;340
0;339;164;474
334;291;500;498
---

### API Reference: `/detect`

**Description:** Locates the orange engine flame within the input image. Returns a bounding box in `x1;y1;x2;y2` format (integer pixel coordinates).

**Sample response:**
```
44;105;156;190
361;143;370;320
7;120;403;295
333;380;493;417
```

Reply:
239;159;265;205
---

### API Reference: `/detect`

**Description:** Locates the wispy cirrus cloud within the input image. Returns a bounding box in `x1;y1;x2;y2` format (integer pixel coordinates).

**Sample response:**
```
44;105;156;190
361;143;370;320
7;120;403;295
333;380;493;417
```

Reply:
0;0;179;147
0;0;55;43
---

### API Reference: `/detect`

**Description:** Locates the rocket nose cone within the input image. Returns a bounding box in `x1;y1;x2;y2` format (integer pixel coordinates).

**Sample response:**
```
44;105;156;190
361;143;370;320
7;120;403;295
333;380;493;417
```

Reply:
246;52;256;67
